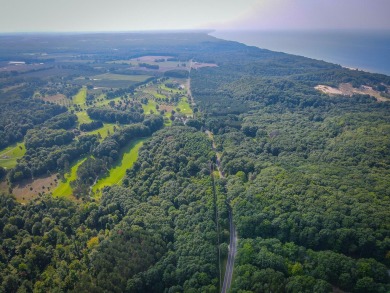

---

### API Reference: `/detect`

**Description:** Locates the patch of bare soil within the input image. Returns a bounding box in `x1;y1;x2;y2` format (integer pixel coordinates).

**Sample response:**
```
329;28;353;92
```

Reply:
315;85;343;95
315;83;389;102
159;104;175;112
42;94;67;103
11;174;58;204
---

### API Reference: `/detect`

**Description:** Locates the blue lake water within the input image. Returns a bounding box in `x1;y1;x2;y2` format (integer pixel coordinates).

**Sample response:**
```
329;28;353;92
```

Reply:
211;30;390;76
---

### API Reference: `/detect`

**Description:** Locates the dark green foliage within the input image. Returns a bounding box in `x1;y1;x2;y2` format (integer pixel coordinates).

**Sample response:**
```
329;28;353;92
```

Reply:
41;113;78;130
0;99;67;148
164;69;189;78
25;128;75;149
139;62;159;70
79;120;103;132
232;238;389;293
70;157;107;198
1;31;390;293
9;135;99;182
86;107;144;124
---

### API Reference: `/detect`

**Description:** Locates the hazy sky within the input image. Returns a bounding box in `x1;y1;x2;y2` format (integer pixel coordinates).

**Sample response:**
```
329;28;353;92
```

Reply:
0;0;389;32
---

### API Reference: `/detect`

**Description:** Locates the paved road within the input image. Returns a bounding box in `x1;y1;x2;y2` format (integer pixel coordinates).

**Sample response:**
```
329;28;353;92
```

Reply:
206;130;238;293
221;207;237;293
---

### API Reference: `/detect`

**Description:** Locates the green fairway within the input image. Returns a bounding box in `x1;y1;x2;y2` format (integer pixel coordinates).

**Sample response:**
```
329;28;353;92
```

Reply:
92;139;144;197
177;97;193;115
87;123;116;140
52;157;87;198
0;142;26;169
76;111;93;124
73;87;87;105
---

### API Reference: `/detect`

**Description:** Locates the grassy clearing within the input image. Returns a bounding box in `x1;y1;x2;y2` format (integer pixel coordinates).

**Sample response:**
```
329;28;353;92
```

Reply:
73;87;87;105
92;73;151;82
52;157;87;198
0;142;26;169
177;97;193;115
76;111;93;124
87;123;116;140
92;139;144;197
142;100;158;114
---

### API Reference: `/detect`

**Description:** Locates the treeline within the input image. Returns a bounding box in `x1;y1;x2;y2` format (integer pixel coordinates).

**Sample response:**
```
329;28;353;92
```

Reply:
87;107;144;124
79;120;103;132
139;63;159;70
232;238;389;292
24;128;75;149
164;69;189;78
105;86;135;99
0;99;67;148
8;135;99;183
41;113;77;130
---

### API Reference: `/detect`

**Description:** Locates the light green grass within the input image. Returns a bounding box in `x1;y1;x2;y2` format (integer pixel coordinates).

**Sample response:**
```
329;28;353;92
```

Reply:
87;123;116;140
95;97;122;107
76;111;93;124
142;100;158;114
177;97;193;115
92;73;151;82
92;139;144;197
0;142;26;169
52;157;87;198
73;87;87;105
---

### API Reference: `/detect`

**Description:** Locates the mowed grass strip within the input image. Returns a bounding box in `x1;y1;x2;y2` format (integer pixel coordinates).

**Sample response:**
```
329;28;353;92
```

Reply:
73;87;87;105
92;139;144;197
52;157;87;198
87;123;116;140
76;111;93;124
0;142;26;169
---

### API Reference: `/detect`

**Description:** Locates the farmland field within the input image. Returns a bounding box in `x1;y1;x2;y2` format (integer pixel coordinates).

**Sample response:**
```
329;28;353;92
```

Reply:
92;73;151;82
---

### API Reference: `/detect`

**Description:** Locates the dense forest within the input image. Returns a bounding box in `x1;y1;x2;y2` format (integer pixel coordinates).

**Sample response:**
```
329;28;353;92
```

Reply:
0;32;389;292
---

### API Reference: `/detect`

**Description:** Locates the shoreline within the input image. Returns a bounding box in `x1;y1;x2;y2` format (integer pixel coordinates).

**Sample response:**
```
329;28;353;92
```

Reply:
210;30;390;77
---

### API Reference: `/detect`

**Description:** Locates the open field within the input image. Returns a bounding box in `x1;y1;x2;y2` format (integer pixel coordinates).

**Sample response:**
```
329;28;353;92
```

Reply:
52;157;87;198
92;73;152;82
76;111;93;124
86;123;116;140
73;87;87;105
142;99;158;114
11;174;58;204
177;97;193;115
92;139;144;197
0;142;26;169
108;56;190;72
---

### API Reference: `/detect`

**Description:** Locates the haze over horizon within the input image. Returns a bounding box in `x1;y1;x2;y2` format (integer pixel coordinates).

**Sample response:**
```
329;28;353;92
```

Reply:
1;0;389;33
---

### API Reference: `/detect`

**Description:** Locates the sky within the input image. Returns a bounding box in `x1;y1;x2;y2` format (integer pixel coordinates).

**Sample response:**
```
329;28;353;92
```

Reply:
0;0;389;32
